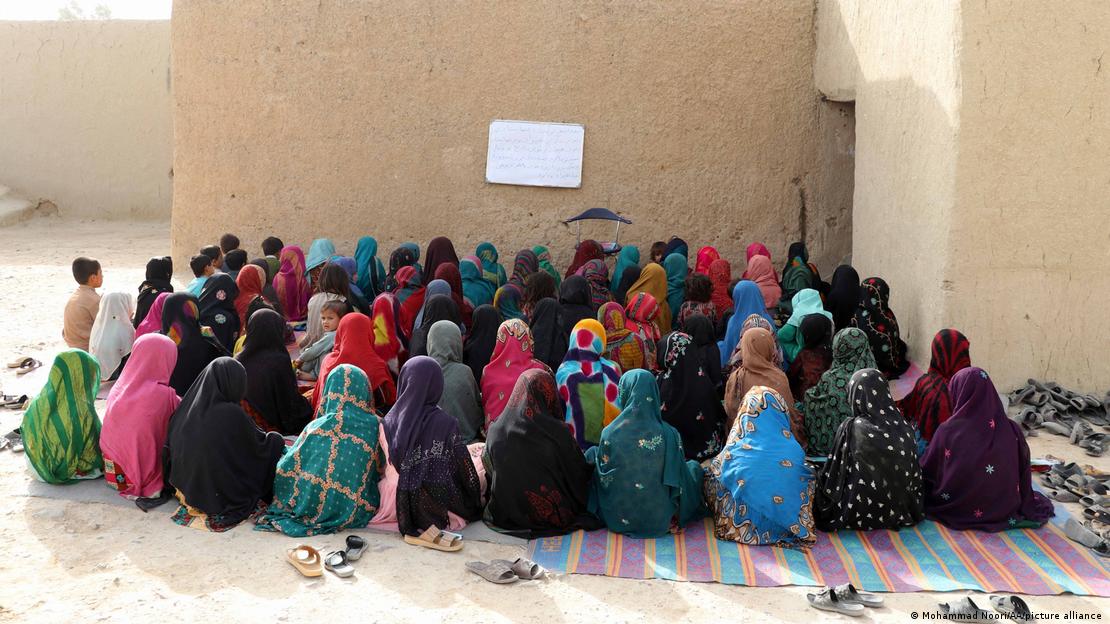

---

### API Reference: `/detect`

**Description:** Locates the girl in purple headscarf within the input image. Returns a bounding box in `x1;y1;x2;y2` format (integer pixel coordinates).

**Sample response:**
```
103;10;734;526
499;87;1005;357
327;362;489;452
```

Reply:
920;367;1053;531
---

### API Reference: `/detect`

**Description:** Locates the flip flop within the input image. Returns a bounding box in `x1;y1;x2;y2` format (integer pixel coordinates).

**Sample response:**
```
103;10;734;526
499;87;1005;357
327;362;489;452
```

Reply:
345;535;367;561
1;395;28;410
465;560;519;584
939;597;993;623
990;595;1032;620
807;587;865;616
403;526;463;552
6;357;33;369
286;545;324;577
832;583;883;607
492;557;546;580
15;359;41;376
324;550;355;578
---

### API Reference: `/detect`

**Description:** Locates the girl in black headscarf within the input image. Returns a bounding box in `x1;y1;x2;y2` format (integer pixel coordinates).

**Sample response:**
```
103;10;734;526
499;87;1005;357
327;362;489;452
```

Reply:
558;275;594;337
134;256;174;329
656;332;727;461
384;246;418;292
852;276;910;379
826;265;861;331
528;298;568;372
612;266;641;306
682;313;723;393
165;357;284;531
235;309;313;435
408;294;461;358
483;368;602;537
160;293;227;396
463;304;500;384
197;273;240;352
788;314;834;400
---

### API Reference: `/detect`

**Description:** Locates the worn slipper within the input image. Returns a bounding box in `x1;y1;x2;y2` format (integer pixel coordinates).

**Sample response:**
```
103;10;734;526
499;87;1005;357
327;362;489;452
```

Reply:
324;550;355;578
6;357;33;369
990;595;1032;619
1080;494;1108;507
345;534;367;561
1;395;28;410
939;597;993;623
1072;422;1095;444
1065;518;1105;548
832;583;883;607
492;557;546;580
15;359;41;376
466;560;519;584
403;526;463;552
1084;505;1110;525
1042;421;1072;437
4;429;23;453
807;587;865;616
286;545;324;577
1047;488;1080;503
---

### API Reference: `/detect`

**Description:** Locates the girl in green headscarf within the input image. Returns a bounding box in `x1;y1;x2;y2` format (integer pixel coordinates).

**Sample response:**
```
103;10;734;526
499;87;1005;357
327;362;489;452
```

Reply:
532;245;562;287
802;328;877;456
22;350;103;484
586;369;706;537
609;245;640;292
256;364;382;536
476;242;507;289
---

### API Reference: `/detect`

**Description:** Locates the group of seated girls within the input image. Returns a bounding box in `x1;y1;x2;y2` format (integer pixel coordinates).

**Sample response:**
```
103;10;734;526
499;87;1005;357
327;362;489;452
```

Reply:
26;234;1052;545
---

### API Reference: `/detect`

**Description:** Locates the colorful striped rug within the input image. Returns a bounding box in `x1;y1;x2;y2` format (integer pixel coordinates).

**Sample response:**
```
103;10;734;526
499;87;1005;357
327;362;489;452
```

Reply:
527;511;1110;596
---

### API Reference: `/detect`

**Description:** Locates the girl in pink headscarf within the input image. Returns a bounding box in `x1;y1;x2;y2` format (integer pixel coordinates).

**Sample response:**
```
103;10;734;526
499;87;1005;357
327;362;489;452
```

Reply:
480;319;549;427
694;246;721;276
134;291;171;338
273;245;311;321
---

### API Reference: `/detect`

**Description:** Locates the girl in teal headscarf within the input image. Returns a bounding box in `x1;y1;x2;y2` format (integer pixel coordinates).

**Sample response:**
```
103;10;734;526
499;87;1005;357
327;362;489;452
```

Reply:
22;350;103;484
256;364;382;537
586;369;706;538
663;253;687;321
476;242;507;288
703;386;816;546
609;245;640;291
532;245;561;287
400;242;423;275
354;236;386;298
460;257;496;307
493;284;525;321
776;289;832;363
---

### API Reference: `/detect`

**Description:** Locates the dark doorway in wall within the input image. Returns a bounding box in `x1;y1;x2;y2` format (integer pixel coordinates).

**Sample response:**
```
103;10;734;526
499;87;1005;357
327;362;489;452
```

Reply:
814;98;855;269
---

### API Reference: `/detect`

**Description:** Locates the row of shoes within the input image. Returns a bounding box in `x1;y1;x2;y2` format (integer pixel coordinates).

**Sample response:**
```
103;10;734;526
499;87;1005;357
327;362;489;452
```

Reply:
286;535;367;578
1009;379;1109;456
1039;461;1110;544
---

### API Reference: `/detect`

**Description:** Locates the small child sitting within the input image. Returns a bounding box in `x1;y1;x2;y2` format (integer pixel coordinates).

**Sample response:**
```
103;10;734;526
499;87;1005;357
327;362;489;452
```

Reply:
294;300;346;381
63;257;103;351
185;254;215;297
676;273;720;329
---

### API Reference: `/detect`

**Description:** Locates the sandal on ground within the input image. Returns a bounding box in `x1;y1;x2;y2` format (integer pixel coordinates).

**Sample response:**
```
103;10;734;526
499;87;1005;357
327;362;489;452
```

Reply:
1080;494;1108;507
286;545;324;577
990;595;1032;620
1065;518;1105;548
1065;474;1093;496
1083;505;1110;525
1081;433;1108;457
15;359;41;376
1042;421;1071;437
6;356;33;369
807;587;865;616
1071;422;1095;444
4;429;23;453
345;534;367;561
465;560;519;584
492;557;546;580
403;526;463;552
1046;488;1080;503
939;597;994;623
325;550;355;578
832;583;883;607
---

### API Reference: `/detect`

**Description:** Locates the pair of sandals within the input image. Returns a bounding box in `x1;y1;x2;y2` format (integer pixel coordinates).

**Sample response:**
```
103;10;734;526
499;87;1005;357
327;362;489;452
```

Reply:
6;357;41;377
940;596;1032;622
806;583;882;616
286;535;368;578
0;428;23;453
1064;518;1110;558
466;558;545;584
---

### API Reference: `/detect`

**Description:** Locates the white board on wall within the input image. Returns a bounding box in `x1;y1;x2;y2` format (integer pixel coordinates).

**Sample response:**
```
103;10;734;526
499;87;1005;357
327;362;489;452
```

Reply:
485;120;584;188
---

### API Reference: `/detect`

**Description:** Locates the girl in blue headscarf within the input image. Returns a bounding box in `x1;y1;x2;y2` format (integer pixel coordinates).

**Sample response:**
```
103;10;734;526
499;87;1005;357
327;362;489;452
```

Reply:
586;369;706;538
703;386;816;546
717;280;776;367
354;237;386;298
475;242;507;289
460;258;495;307
663;253;687;318
609;245;640;291
305;238;338;281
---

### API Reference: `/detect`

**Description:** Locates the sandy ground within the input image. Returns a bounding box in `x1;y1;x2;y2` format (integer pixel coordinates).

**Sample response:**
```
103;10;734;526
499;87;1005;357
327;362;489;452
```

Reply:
0;217;1106;623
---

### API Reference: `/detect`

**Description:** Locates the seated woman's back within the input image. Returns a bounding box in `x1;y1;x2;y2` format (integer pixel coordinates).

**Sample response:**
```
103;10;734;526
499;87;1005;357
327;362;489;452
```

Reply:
22;350;103;484
556;319;621;450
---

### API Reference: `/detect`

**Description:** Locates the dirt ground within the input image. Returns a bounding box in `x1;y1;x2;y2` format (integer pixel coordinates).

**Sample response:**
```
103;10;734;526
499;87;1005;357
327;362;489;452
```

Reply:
0;217;1106;623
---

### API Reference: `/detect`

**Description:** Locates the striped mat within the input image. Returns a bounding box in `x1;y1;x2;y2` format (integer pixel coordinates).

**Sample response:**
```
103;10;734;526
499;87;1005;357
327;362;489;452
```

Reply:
527;511;1110;596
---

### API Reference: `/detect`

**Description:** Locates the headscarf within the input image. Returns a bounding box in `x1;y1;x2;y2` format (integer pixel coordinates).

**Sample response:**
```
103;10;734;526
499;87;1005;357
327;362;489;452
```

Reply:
509;249;540;288
385;246;418;292
236;309;313;435
663;253;687;319
354;236;386;297
391;265;422;305
625;263;672;334
657;332;726;461
612;265;641;306
724;327;800;445
234;264;266;327
423;236;459;281
781;242;809;280
529;298;568;372
100;334;180;498
476;242;507;288
412;279;452;331
694;246;720;275
624;291;662;350
460;257;495;307
901;329;971;441
707;259;733;314
610;245;640;291
371;293;407;365
134;256;174;329
313;312;396;411
427;320;484;443
565;239;605;278
853;277;910;378
723;314;784;378
463;304;500;384
815;368;924;531
481;318;548;426
89;292;135;380
401;242;421;264
484;369;600;537
577;259;611;310
305;238;337;273
556;319;621;450
22;350;102;484
826;265;861;331
532;245;562;287
382;356;483;536
161;292;227;397
662;237;688;261
703;387;814;546
197;272;241;352
598;301;651;373
921;368;1054;531
586;369;706;538
776;289;831;363
745;255;782;309
135;291;171;339
250;258;282;316
717;280;775;367
166;357;284;526
333;256;369;310
434;263;472;327
746;242;772;265
493;284;525;321
803;328;877;456
683;313;723;390
788;314;834;400
778;242;816;312
558;275;595;337
256;364;382;537
274;245;310;321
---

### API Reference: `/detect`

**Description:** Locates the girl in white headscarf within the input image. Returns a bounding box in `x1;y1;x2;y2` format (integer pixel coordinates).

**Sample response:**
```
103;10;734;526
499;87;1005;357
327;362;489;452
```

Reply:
89;292;135;381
